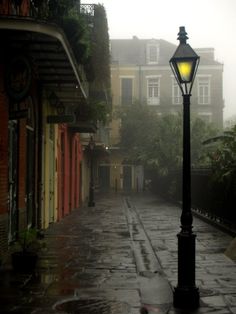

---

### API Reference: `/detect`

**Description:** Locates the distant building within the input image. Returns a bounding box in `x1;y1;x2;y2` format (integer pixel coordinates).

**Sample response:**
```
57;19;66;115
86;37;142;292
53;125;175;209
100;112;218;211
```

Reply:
103;37;224;192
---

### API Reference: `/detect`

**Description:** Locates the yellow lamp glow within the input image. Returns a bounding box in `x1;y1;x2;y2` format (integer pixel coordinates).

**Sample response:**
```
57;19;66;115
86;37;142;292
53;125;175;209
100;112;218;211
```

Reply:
176;61;193;82
169;26;200;94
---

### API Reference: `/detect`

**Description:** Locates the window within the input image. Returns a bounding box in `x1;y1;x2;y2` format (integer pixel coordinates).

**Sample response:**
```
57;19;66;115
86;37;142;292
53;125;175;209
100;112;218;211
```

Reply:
172;79;181;104
198;77;210;104
147;77;160;105
121;78;133;105
147;43;159;64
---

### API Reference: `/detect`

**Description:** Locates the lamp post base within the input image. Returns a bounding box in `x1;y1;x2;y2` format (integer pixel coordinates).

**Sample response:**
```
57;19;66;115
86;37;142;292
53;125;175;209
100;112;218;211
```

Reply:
173;286;199;309
174;231;200;309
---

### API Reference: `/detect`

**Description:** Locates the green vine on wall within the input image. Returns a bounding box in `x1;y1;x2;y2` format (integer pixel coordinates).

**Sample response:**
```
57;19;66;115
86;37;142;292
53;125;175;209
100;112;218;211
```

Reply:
85;4;111;121
47;1;111;122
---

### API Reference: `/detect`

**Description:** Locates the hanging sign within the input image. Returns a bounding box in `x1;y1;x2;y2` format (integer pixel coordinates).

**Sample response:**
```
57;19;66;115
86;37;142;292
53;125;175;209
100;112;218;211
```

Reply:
5;56;32;101
47;115;75;124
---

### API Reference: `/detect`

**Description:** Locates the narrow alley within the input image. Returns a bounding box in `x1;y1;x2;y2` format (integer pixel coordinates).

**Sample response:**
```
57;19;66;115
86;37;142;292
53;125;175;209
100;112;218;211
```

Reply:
0;193;235;314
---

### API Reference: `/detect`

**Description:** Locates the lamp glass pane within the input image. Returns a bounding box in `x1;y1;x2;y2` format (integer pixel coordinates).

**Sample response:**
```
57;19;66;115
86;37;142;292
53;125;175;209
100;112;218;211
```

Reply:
176;61;193;82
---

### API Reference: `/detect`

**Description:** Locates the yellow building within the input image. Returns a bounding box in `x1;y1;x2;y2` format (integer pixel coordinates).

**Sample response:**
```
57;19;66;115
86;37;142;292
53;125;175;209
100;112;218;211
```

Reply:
107;37;224;192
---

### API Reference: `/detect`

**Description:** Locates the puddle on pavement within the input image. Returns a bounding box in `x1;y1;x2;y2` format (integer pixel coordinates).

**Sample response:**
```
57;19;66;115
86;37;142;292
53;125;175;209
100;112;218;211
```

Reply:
53;298;130;314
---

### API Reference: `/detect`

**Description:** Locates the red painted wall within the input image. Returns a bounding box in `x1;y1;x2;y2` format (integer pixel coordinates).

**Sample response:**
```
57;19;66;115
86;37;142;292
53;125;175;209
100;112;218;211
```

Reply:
0;0;30;16
58;127;83;220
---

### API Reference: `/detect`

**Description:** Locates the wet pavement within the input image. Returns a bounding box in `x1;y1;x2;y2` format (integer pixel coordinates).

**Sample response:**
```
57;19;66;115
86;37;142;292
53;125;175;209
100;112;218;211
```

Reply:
0;193;236;314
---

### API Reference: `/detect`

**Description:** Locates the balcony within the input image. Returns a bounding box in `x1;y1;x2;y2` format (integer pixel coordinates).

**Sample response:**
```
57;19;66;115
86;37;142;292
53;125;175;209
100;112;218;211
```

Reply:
0;1;97;105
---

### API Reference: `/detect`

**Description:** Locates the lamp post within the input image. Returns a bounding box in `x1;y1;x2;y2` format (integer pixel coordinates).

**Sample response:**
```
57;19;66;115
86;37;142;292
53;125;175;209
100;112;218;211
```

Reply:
88;136;95;207
169;26;200;309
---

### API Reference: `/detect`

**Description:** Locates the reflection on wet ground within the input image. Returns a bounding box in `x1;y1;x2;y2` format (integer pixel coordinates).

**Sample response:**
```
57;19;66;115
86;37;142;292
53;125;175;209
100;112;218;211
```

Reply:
0;193;236;314
53;298;130;314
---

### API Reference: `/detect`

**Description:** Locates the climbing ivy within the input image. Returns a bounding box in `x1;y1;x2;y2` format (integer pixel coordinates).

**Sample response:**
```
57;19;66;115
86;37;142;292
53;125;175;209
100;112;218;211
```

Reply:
47;1;111;121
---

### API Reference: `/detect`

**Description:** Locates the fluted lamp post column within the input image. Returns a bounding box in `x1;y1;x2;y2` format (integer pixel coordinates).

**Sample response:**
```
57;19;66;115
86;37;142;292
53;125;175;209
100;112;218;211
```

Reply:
88;136;95;207
169;26;200;309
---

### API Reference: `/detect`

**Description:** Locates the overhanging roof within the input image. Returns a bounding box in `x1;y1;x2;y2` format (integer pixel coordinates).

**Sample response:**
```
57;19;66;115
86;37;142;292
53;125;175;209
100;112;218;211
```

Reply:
0;16;88;104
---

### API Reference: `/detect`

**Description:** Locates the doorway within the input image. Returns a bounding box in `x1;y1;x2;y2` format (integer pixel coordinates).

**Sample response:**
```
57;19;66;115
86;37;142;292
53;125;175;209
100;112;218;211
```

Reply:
26;127;35;226
8;120;18;242
59;132;65;217
123;165;132;191
98;165;110;191
48;124;55;223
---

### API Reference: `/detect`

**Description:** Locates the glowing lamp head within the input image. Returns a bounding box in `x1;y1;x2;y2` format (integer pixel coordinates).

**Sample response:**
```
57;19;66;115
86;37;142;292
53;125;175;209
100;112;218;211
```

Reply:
169;27;200;94
176;61;193;83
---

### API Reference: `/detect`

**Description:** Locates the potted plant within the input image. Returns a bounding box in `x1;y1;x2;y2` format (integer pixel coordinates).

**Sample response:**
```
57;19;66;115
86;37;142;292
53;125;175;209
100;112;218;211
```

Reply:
11;227;44;273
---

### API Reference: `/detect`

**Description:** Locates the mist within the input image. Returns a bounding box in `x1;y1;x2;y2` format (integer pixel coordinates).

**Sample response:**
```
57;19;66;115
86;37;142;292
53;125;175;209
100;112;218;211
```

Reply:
82;0;236;120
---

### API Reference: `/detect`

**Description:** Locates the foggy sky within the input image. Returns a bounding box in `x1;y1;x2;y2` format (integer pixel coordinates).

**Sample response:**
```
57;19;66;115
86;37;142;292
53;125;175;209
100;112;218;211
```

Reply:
82;0;236;120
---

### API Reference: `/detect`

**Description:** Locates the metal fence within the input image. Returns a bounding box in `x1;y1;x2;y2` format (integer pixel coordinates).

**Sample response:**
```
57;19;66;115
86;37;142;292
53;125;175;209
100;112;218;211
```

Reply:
150;168;236;229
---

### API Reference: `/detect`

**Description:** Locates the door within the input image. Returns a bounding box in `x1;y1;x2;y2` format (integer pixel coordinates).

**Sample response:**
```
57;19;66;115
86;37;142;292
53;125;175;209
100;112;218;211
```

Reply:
59;132;65;217
121;78;133;105
74;142;78;208
79;162;82;205
98;165;110;190
8;120;18;242
49;125;55;222
123;165;132;191
26;128;35;226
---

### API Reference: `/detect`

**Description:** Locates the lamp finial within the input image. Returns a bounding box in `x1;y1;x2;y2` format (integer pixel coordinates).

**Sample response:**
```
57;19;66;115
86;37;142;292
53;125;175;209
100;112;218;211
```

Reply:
177;26;188;44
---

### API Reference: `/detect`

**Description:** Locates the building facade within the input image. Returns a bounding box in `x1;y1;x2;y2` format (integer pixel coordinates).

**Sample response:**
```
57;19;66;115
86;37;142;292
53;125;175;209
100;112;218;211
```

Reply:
105;37;224;191
0;1;110;261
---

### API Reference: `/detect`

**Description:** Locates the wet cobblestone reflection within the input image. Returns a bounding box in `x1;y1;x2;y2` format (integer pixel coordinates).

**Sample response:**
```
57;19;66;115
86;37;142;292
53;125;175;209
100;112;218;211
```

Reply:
53;298;130;314
0;194;235;314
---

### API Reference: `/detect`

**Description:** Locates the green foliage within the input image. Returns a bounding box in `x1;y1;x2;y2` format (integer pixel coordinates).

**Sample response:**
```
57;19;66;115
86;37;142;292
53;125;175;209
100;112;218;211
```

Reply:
88;5;110;88
61;16;91;63
86;4;111;110
47;1;111;118
119;105;218;175
191;117;218;167
88;99;110;124
151;114;183;175
201;124;236;221
204;124;236;182
47;1;91;64
46;2;111;84
119;103;157;163
48;0;75;20
12;227;44;253
76;98;110;124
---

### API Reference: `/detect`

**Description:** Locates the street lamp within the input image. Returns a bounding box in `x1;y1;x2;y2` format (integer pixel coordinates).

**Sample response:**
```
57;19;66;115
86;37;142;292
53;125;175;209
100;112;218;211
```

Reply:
169;26;200;309
88;136;95;207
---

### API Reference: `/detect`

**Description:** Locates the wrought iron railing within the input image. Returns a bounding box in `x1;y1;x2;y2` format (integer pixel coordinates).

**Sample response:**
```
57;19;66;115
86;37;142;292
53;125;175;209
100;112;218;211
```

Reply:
0;1;95;92
151;168;236;234
0;1;95;22
80;4;95;17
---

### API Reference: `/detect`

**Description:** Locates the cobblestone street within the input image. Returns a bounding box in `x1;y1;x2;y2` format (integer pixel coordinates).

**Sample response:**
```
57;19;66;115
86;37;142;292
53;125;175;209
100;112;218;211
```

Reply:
0;193;235;314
